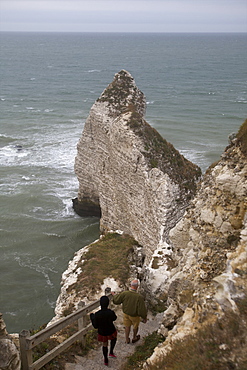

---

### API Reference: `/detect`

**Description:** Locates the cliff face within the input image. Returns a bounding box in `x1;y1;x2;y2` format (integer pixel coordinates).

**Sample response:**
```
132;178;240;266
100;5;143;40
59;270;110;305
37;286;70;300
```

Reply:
74;70;201;260
144;122;247;368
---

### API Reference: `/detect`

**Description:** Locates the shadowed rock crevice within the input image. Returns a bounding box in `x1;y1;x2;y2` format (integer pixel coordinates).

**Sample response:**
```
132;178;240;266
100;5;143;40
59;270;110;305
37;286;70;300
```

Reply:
72;197;101;218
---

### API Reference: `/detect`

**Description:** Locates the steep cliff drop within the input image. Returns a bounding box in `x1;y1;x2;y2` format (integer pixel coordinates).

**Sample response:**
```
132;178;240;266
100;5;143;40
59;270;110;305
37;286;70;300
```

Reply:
73;70;201;260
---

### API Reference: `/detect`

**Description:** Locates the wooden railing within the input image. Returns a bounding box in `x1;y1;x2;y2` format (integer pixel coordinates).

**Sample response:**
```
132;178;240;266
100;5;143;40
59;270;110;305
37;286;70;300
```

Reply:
19;288;111;370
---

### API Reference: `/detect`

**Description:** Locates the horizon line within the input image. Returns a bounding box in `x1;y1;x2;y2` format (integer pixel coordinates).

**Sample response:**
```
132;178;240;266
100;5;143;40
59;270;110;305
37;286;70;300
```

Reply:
1;30;247;34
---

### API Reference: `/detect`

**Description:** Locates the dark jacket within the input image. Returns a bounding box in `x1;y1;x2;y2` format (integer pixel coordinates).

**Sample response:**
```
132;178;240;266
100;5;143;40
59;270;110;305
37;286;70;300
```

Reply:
91;308;117;336
90;296;117;336
112;290;147;319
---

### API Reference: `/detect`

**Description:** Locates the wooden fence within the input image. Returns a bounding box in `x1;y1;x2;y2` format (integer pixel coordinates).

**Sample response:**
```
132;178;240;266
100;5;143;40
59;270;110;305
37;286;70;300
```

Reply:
19;288;111;370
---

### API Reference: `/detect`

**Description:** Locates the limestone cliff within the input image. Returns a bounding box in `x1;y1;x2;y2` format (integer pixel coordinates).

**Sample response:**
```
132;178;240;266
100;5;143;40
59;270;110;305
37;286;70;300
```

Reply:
143;120;247;368
74;70;201;261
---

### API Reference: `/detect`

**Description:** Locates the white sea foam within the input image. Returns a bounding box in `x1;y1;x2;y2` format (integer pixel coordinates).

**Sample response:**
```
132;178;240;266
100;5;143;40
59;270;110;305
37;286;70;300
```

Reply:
14;256;51;286
0;146;29;165
46;298;56;308
43;232;66;238
88;69;101;73
5;312;17;317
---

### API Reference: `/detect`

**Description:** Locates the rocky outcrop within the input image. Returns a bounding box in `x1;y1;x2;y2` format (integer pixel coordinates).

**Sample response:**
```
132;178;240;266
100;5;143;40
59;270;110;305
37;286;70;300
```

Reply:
0;314;20;370
143;121;247;368
74;70;201;261
144;126;247;294
49;233;144;323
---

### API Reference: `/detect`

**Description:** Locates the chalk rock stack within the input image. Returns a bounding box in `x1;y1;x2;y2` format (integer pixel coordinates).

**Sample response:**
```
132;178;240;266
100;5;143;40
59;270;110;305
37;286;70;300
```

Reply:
74;70;201;261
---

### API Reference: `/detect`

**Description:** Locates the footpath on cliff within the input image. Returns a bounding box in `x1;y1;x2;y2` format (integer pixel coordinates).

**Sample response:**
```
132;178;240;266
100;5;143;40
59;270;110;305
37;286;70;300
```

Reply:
65;309;163;370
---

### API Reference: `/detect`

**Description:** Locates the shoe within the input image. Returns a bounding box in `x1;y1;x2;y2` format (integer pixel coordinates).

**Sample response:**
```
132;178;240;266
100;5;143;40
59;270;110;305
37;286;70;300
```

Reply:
132;335;140;343
126;338;130;344
109;353;117;358
104;361;108;366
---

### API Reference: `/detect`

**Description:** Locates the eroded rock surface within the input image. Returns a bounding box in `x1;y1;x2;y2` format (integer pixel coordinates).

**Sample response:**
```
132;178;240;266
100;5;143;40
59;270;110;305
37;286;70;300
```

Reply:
74;70;201;261
144;122;247;369
0;314;20;370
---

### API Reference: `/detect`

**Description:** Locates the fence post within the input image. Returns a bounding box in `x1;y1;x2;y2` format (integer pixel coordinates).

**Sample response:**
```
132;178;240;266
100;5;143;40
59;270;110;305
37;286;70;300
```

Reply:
105;287;111;307
19;329;32;370
78;301;86;346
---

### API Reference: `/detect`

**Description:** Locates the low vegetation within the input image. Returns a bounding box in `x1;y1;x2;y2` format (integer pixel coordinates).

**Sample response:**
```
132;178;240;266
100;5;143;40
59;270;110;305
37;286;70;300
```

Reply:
121;331;164;370
127;109;201;194
146;301;247;370
31;326;98;369
97;70;144;115
68;232;139;295
29;233;140;368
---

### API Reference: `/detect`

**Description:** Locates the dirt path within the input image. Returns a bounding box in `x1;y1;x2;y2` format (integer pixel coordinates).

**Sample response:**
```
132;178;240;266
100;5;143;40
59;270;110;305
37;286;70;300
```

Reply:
65;310;163;370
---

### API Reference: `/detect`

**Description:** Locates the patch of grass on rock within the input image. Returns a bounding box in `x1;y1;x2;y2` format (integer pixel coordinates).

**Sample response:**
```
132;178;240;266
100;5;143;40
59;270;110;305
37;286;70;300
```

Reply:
70;233;139;294
147;308;247;370
122;331;164;370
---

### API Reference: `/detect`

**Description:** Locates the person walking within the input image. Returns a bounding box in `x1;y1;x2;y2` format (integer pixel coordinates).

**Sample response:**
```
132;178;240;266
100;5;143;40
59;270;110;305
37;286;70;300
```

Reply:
90;295;117;366
112;279;147;344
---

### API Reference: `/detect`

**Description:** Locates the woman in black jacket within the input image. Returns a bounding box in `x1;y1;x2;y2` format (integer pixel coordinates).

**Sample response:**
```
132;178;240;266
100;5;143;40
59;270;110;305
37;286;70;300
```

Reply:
90;295;117;366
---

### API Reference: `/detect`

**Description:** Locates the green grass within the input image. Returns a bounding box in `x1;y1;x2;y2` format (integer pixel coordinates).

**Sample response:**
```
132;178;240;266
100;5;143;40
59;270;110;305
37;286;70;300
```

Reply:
68;233;139;296
127;109;201;195
122;332;164;370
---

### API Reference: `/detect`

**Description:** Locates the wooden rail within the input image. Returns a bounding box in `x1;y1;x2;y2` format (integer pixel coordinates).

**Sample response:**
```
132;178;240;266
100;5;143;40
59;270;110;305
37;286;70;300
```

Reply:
19;288;111;370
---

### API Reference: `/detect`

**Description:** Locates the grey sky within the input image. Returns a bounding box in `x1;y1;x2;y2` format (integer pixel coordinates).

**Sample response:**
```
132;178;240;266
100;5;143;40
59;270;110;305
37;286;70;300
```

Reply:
0;0;246;33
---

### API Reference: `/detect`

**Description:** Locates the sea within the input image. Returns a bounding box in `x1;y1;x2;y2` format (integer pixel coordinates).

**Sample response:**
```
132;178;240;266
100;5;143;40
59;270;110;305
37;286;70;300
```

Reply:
0;32;246;334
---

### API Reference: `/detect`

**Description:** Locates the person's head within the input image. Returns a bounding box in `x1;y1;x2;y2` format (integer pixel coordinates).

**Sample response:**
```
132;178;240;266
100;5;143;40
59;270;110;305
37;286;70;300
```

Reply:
100;295;109;309
130;279;139;290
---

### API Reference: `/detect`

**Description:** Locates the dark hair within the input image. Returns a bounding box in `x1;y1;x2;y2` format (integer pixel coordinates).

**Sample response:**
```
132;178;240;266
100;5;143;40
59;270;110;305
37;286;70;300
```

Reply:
100;295;109;308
